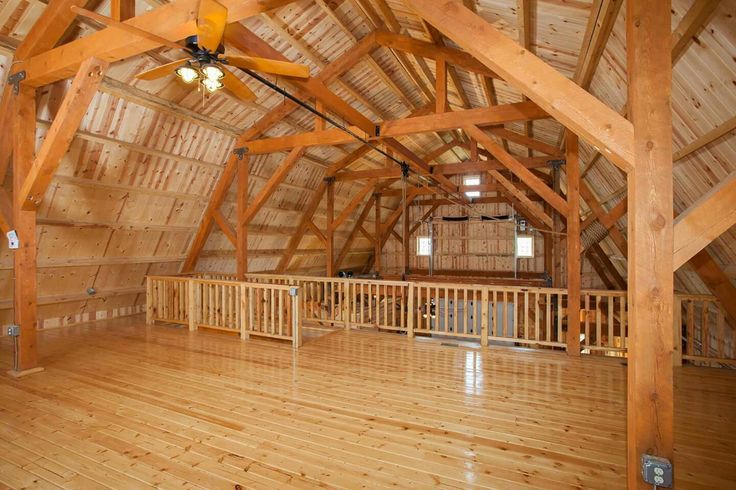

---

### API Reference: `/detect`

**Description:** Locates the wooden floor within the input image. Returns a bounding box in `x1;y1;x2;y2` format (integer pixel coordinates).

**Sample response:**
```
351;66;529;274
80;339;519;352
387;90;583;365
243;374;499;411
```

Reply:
0;317;734;489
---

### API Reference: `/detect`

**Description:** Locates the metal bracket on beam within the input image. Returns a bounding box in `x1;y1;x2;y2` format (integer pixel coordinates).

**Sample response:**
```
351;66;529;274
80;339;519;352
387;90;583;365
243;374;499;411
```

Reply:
399;162;410;178
547;158;565;170
233;147;248;160
324;176;336;185
7;71;26;95
375;125;381;137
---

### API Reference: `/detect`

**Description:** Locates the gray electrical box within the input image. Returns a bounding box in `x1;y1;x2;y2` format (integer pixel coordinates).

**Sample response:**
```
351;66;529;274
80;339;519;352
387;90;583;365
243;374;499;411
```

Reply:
6;325;20;337
641;454;673;488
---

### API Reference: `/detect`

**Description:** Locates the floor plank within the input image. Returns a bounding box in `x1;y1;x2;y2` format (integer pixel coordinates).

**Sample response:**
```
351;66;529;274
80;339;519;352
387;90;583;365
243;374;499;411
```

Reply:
0;316;734;489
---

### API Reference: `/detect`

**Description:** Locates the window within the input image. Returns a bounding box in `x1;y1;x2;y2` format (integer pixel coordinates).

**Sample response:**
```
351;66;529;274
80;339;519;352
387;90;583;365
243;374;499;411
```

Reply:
463;174;481;198
515;235;535;258
417;236;432;256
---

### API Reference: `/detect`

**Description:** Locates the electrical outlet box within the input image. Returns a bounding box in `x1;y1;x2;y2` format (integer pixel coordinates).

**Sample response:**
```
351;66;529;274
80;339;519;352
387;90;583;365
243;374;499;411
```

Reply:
6;325;20;337
641;454;673;488
7;230;19;249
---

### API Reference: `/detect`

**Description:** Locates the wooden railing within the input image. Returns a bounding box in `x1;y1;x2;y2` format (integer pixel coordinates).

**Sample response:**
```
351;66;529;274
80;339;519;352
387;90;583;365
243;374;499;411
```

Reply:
146;276;302;348
151;272;734;366
676;294;735;366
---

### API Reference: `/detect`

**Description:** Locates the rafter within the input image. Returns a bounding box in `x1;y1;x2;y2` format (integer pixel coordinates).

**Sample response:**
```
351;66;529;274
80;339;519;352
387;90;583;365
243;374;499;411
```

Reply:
405;0;634;173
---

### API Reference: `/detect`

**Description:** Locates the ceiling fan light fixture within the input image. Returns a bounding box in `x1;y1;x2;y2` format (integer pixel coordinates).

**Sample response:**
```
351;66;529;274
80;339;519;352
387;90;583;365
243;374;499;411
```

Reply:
175;64;200;84
201;77;224;93
201;63;225;81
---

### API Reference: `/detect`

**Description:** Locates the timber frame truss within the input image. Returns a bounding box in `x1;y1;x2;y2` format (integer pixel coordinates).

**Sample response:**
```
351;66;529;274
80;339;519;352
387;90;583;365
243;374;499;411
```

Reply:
1;0;734;487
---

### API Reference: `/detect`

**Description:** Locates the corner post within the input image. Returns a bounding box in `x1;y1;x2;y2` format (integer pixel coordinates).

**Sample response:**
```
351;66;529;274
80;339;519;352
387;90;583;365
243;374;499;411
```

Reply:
10;83;39;374
236;151;248;280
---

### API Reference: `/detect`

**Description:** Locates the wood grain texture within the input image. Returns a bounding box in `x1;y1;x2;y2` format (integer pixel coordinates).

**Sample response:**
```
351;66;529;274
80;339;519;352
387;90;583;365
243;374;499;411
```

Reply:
0;317;734;488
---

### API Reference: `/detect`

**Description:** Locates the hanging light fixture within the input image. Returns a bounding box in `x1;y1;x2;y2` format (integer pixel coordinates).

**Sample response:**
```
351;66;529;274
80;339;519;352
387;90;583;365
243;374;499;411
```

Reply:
175;63;200;84
201;77;224;93
200;63;225;81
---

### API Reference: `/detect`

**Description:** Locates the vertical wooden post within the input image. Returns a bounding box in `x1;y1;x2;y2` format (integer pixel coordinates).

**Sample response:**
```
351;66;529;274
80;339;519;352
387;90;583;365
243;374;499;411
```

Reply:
236;155;249;280
551;162;562;286
10;84;39;374
326;177;335;277
407;283;415;338
146;277;154;325
188;279;196;332
374;194;382;275
292;287;302;348
111;0;135;21
481;288;489;346
314;101;325;131
435;57;447;113
627;0;674;487
673;295;683;367
566;133;581;356
402;180;410;277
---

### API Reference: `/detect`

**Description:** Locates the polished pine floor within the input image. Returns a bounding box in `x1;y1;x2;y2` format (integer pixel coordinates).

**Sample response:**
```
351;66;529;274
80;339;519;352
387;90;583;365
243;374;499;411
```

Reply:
0;316;734;489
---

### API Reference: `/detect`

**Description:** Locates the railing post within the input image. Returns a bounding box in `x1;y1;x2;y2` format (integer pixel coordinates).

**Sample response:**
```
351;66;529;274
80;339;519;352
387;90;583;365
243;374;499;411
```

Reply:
407;282;414;339
291;287;302;348
343;280;351;330
145;276;153;325
240;283;249;340
481;287;489;347
673;295;683;366
188;279;196;332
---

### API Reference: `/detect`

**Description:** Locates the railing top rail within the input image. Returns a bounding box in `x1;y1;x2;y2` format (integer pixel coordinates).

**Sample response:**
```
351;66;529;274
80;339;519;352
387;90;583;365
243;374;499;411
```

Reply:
147;275;298;292
675;292;719;302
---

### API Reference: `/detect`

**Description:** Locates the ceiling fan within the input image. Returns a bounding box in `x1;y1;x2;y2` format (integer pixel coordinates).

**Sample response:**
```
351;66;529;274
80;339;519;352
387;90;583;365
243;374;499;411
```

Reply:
73;0;310;102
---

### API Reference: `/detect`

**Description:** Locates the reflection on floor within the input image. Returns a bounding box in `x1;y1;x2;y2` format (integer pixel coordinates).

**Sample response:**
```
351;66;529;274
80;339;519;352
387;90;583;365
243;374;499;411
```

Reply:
0;316;734;489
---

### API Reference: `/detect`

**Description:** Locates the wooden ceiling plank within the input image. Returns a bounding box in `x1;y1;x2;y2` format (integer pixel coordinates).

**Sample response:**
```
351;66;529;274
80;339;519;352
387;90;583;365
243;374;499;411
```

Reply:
20;57;109;210
404;0;634;173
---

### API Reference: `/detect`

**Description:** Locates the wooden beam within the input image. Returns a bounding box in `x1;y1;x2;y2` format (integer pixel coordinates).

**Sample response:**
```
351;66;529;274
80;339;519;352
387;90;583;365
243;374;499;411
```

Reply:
111;0;136;21
466;125;568;215
19;57;108;209
241;147;305;225
15;0;298;86
673;115;736;162
212;209;236;246
489;170;552;229
671;0;720;63
0;189;11;234
673;172;736;270
276;182;326;272
326;179;335;276
405;0;634;173
305;219;327;246
15;0;90;60
374;194;382;274
373;30;497;78
626;0;674;486
334;196;374;271
565;133;581;355
242;101;548;154
236;157;248;279
688;249;736;326
333;180;376;230
334;168;402;181
435;57;447;113
432;157;550;175
486;128;561;156
12;84;39;372
224;23;376;135
580;181;628;257
574;0;624;90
